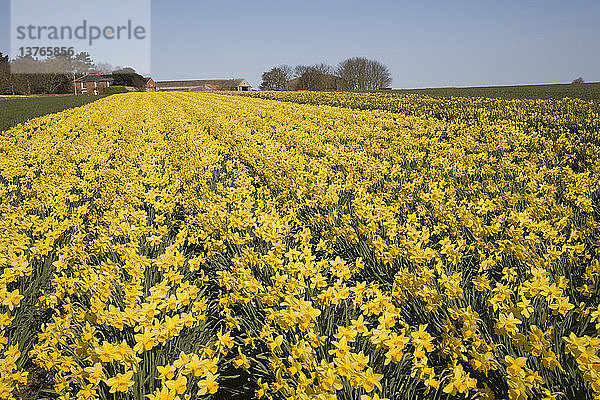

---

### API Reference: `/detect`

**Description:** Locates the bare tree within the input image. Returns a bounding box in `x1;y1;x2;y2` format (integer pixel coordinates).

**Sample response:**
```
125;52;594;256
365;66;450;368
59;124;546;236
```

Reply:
41;52;94;94
294;63;339;91
93;62;116;74
337;57;392;90
279;65;294;87
337;57;366;90
5;56;72;94
260;65;294;90
572;77;584;84
367;59;393;90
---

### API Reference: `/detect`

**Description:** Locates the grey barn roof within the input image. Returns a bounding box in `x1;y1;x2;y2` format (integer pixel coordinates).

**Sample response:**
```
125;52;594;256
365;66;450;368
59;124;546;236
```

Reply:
156;79;249;89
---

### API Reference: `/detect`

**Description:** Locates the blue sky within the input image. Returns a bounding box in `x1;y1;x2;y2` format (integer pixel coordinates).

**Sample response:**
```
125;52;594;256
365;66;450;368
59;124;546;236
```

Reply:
1;0;598;88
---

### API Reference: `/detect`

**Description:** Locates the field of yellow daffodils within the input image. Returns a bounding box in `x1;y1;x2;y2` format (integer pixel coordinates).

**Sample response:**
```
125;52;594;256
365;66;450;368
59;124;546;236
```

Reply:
1;92;600;400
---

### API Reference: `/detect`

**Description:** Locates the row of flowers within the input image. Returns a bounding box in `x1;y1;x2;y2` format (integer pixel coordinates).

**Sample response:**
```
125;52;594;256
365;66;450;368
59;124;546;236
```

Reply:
0;91;599;399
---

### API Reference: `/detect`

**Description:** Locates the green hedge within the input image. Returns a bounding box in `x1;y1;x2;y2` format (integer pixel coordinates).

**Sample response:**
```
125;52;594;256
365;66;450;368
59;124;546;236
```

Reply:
103;86;128;95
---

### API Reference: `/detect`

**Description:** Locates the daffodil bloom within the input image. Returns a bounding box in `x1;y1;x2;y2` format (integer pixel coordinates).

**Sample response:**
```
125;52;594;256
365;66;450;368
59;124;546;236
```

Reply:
197;372;219;395
146;386;176;400
157;365;176;381
83;363;104;385
165;374;187;395
217;330;234;350
105;370;134;393
495;312;522;335
360;367;384;392
232;349;250;370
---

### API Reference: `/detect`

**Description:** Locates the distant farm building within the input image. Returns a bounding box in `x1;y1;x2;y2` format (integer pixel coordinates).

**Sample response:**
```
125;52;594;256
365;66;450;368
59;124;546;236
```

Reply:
75;75;250;94
145;78;157;92
75;74;157;94
125;78;157;92
156;79;251;92
75;74;113;95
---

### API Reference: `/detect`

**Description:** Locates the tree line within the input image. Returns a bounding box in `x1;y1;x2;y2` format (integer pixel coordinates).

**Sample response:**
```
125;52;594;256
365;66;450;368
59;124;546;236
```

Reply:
260;57;392;91
0;52;146;95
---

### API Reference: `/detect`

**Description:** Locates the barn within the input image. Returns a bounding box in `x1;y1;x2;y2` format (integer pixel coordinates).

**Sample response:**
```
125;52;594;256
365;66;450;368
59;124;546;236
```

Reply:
156;79;251;92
